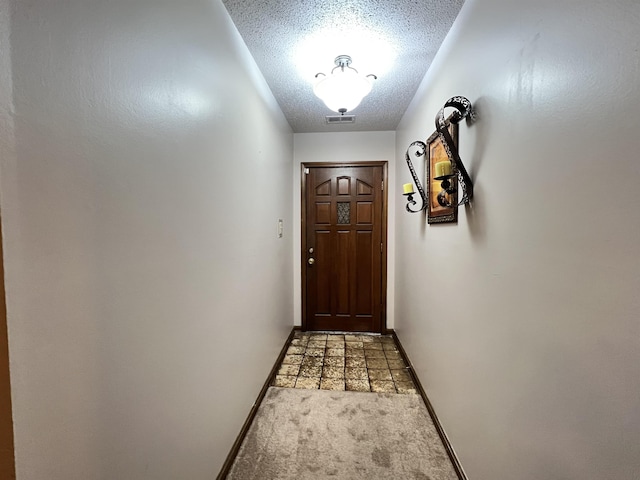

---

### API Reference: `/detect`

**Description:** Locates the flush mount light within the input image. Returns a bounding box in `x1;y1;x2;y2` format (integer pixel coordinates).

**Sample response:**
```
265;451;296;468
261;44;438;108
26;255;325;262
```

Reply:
313;55;376;114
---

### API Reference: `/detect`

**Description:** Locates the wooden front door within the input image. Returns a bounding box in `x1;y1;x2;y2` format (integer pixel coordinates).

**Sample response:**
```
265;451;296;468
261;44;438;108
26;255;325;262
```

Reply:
302;163;387;333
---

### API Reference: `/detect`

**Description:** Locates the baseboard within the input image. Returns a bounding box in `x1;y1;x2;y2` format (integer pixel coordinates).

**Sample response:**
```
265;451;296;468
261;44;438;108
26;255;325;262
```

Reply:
389;329;468;480
216;326;299;480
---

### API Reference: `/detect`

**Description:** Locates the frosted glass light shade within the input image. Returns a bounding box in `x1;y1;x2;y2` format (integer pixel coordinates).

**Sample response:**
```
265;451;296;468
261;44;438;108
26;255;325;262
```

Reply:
313;68;373;113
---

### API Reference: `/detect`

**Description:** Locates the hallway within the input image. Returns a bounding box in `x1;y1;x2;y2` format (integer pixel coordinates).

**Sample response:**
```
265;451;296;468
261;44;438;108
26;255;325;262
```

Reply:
1;0;639;479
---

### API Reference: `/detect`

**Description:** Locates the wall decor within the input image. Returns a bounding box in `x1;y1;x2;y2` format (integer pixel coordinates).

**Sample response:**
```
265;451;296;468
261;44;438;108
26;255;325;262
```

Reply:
402;141;428;213
426;121;458;223
402;96;475;220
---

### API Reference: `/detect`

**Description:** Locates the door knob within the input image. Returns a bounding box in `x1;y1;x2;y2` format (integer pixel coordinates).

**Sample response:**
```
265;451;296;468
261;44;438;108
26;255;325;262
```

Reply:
308;258;315;265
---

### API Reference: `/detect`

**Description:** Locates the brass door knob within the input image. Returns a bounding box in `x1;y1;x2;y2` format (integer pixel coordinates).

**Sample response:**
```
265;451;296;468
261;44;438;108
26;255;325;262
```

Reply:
308;258;315;265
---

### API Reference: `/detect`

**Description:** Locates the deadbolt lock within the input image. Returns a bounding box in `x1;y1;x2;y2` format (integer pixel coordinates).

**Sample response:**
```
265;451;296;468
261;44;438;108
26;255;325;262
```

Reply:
309;247;314;254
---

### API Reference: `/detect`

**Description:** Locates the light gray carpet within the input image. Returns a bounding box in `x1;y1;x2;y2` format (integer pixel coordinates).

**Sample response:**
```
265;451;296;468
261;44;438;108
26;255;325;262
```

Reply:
227;387;458;480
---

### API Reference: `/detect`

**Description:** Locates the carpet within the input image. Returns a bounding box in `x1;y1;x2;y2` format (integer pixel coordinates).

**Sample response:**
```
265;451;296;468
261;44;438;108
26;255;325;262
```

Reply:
226;387;458;480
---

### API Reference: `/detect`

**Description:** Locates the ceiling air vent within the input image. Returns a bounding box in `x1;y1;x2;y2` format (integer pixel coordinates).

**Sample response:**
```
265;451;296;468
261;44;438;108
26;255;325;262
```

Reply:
325;115;355;125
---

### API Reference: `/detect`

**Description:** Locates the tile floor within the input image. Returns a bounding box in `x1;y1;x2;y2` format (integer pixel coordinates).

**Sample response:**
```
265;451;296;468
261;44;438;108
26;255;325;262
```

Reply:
272;331;418;394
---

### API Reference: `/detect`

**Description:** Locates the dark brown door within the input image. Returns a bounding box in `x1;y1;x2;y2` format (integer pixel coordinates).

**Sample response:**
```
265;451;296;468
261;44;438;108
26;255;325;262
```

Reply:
303;163;386;333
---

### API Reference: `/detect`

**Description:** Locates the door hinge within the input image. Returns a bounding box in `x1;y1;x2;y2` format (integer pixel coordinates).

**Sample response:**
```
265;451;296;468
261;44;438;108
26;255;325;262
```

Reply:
381;180;384;191
380;242;383;253
304;168;310;174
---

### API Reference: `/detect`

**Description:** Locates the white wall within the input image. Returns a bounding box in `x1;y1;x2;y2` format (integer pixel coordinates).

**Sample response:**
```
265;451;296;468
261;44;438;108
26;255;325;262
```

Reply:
1;0;293;479
293;131;396;328
395;0;640;479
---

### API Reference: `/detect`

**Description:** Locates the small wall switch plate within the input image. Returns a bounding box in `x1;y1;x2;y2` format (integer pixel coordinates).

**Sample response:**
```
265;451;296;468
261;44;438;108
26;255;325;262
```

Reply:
277;219;283;238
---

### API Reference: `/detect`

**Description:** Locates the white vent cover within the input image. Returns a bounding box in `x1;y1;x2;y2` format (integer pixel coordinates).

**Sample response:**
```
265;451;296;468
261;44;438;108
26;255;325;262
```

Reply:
325;115;355;124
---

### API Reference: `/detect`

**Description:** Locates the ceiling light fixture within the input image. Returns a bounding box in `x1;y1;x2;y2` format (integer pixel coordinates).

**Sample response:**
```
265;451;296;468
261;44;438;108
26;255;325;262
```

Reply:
313;55;376;115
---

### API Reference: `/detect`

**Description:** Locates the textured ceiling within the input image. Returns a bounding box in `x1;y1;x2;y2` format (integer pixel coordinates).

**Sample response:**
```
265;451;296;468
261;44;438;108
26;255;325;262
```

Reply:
222;0;464;133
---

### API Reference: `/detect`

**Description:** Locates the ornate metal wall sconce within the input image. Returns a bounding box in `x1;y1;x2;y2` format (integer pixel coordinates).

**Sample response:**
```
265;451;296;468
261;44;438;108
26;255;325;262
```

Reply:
402;141;428;213
403;96;475;214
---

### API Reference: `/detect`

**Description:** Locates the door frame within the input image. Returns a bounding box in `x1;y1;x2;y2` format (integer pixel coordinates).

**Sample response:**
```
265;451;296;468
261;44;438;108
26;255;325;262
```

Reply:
300;161;389;333
0;214;15;479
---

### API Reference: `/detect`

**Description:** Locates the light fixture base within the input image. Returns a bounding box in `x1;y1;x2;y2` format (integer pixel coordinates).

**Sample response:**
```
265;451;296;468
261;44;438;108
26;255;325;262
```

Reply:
334;55;352;68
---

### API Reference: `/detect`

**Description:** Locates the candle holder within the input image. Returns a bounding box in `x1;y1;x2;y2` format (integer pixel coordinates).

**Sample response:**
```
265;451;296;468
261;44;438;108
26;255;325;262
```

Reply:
403;191;420;211
433;172;457;208
434;96;475;206
403;141;428;213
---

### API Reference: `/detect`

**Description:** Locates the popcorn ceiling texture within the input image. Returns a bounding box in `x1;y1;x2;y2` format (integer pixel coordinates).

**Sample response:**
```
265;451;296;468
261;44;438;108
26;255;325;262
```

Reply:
222;0;464;133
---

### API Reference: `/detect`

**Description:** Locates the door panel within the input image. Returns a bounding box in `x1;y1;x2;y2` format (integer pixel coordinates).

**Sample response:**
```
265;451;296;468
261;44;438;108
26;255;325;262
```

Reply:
303;164;386;333
314;230;332;314
355;230;373;315
336;230;350;315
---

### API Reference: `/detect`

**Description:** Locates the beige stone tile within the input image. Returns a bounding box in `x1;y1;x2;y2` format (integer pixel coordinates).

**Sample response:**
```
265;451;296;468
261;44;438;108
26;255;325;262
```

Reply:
364;349;386;359
327;334;345;341
345;348;365;358
345;357;366;369
356;335;376;342
309;334;327;340
368;369;392;381
299;365;322;377
286;345;306;355
344;335;360;342
363;342;383;350
345;367;368;380
320;378;345;391
346;378;370;392
384;351;403;361
305;347;325;358
326;340;344;349
307;340;326;348
295;377;320;389
322;366;345;379
345;341;364;349
324;356;345;368
273;375;297;388
278;364;300;376
282;354;303;365
290;338;309;347
387;359;407;370
301;356;323;368
325;348;345;357
365;357;388;369
382;342;398;352
390;369;412;383
370;380;396;393
380;336;395;344
395;381;418;394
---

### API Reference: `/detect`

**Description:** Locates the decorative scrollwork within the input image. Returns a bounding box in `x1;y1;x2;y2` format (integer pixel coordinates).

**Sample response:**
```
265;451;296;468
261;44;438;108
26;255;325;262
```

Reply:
404;140;428;213
435;96;474;206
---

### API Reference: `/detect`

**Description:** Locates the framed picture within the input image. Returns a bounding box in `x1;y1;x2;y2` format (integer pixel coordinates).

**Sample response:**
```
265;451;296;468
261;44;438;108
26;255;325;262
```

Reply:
426;120;458;224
